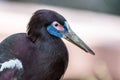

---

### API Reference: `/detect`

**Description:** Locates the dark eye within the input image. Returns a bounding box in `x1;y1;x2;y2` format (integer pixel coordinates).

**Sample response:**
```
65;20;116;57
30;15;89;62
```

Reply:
53;21;59;27
54;23;58;27
52;21;64;31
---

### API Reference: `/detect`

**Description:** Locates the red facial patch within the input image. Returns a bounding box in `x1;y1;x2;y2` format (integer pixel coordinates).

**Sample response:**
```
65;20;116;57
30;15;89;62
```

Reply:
57;25;64;31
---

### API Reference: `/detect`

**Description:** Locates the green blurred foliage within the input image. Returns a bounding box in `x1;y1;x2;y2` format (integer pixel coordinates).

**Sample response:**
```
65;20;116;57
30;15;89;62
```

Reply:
8;0;120;15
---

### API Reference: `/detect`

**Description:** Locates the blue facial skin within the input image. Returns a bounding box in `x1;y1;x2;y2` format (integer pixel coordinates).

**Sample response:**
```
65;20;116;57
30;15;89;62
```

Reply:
47;21;68;38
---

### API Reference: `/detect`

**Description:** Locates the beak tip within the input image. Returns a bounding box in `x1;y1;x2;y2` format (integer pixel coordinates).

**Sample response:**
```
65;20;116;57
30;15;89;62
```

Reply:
88;50;95;55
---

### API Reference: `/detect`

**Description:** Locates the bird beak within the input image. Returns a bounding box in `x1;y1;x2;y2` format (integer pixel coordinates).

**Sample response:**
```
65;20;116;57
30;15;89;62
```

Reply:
63;22;95;55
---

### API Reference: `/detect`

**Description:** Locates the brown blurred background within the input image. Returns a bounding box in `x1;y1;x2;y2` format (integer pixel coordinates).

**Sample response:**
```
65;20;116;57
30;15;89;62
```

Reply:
0;0;120;80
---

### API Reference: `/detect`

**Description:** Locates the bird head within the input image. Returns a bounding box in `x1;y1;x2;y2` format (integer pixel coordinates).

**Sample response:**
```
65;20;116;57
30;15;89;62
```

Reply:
27;9;95;55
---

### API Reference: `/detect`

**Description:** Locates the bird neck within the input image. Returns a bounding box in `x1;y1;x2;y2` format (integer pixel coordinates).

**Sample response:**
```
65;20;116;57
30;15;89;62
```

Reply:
36;32;61;44
27;27;61;43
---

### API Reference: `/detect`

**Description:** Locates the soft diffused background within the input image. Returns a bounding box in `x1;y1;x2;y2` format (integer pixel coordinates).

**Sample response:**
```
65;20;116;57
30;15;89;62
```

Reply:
0;0;120;80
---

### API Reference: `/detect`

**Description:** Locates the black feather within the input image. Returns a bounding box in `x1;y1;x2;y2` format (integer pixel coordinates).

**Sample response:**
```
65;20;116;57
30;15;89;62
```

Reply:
0;9;69;80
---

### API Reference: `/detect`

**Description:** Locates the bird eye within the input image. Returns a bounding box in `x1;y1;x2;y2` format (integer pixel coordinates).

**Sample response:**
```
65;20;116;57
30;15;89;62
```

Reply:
52;21;64;31
54;23;59;27
53;21;59;27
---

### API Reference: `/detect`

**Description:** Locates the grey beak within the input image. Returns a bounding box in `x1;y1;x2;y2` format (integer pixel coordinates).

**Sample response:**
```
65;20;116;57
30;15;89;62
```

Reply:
63;23;95;55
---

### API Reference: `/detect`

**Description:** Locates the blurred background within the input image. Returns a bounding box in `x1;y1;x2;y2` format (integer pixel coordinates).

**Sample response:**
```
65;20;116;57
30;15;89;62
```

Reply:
0;0;120;80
